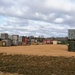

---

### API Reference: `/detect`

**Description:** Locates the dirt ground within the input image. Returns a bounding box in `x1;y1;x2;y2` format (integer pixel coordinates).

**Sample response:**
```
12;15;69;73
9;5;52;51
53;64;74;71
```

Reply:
0;44;75;57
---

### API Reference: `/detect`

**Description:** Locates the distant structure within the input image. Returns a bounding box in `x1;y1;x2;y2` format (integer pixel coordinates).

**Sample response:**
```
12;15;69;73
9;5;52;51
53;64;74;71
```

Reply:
0;32;68;47
1;33;8;40
68;29;75;52
68;29;75;40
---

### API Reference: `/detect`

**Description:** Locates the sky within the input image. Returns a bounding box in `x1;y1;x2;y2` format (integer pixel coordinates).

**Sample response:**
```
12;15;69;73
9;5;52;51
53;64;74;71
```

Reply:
0;0;75;37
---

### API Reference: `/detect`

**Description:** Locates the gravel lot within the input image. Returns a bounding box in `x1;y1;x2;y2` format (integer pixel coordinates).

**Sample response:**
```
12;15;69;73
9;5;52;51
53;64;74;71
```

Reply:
0;45;75;57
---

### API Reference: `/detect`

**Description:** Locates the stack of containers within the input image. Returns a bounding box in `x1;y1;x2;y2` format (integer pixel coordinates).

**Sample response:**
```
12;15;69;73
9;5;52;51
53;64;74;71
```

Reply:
1;33;12;47
1;33;8;40
31;39;38;45
31;39;35;44
43;39;52;44
12;35;19;46
38;38;43;43
22;36;28;45
2;39;12;46
68;29;75;51
50;40;53;44
27;37;31;45
35;39;38;45
68;41;75;51
18;36;22;45
37;37;43;45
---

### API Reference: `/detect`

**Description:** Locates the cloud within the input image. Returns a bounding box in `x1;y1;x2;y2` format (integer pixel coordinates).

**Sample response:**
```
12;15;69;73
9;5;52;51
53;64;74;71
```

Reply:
44;0;75;12
0;0;75;37
54;18;64;23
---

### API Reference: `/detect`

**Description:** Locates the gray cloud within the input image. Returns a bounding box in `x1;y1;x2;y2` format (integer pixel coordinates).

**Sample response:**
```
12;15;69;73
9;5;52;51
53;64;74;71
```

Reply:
0;0;75;37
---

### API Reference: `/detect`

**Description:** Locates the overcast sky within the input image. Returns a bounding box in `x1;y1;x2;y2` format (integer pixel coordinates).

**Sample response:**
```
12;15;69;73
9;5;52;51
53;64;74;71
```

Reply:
0;0;75;37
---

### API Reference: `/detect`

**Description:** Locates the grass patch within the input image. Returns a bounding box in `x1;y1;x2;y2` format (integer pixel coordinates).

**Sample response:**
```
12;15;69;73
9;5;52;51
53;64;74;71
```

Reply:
0;53;75;75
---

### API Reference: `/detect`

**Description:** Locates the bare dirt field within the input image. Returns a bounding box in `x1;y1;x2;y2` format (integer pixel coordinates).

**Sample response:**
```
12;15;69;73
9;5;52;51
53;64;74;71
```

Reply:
0;44;75;57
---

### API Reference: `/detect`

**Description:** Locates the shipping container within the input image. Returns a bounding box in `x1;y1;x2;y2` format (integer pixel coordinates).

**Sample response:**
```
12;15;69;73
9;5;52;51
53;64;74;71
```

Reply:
68;41;75;52
38;38;43;42
12;40;18;46
2;39;12;46
46;40;51;44
53;41;57;44
12;35;19;41
1;33;8;40
22;37;28;43
18;42;22;45
68;29;75;40
31;39;35;42
0;41;6;47
18;36;22;42
50;40;53;44
27;38;31;42
35;40;38;42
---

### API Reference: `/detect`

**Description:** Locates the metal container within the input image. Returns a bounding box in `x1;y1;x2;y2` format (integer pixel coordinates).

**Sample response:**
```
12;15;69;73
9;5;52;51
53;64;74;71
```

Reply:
68;41;75;51
27;38;31;42
1;33;8;40
31;39;35;42
46;40;51;44
50;40;53;44
35;40;38;42
2;39;12;46
43;40;52;44
68;29;75;40
0;41;6;47
27;41;31;45
12;35;19;41
22;37;28;43
18;42;22;45
19;36;22;42
12;40;18;46
38;38;43;42
53;41;57;44
8;35;12;40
